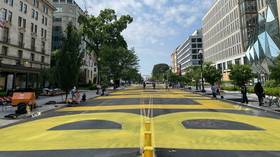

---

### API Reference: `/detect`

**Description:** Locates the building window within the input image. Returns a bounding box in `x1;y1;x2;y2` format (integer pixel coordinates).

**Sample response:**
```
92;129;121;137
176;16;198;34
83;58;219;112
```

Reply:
4;0;13;6
35;25;37;34
45;18;48;26
19;1;23;12
1;9;7;21
18;16;22;27
31;23;34;32
44;30;47;38
35;11;38;20
43;5;49;14
18;50;23;58
31;38;35;50
24;4;27;14
19;32;24;48
32;9;35;18
18;17;26;28
42;15;44;24
41;28;44;37
41;56;45;63
33;0;39;8
41;41;45;53
30;53;35;61
54;17;62;22
235;58;241;65
1;46;8;56
2;27;9;43
22;19;26;28
7;11;12;23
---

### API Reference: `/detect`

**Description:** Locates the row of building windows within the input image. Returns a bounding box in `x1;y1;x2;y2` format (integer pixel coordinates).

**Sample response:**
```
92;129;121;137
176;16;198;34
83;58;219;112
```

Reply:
204;18;241;52
1;46;46;63
3;0;50;20
1;27;46;53
205;32;242;57
203;0;239;32
203;8;240;46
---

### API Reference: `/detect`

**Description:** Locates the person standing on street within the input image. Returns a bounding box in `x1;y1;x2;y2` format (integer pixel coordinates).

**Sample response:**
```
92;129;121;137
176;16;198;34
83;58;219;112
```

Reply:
241;84;248;104
211;85;217;98
254;82;264;106
143;82;146;89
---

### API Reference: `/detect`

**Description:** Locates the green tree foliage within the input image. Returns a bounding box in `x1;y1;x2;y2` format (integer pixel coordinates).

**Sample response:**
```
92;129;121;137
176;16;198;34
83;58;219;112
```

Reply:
229;64;254;87
79;9;133;53
78;9;135;85
184;66;201;89
99;46;139;85
203;63;222;85
270;56;280;85
54;23;83;97
152;64;170;81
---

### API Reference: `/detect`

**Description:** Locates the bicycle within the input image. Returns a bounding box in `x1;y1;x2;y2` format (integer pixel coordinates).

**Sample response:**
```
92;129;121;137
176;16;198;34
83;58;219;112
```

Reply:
264;95;280;108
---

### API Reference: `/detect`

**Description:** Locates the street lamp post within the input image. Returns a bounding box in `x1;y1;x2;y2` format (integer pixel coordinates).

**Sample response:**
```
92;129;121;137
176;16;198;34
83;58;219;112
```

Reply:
96;57;101;94
199;50;206;93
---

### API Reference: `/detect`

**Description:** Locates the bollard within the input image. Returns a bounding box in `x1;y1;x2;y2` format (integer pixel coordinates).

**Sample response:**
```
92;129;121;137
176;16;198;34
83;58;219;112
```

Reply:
144;121;151;131
144;131;152;147
143;146;154;157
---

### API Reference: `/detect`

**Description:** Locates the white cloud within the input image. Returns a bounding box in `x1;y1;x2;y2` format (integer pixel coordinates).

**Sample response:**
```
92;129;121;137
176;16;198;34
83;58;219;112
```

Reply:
75;0;214;74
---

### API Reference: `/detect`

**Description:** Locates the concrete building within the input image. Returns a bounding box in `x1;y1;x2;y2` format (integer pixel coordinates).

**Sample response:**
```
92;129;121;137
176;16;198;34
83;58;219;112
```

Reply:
203;0;260;80
0;0;55;91
176;29;203;75
171;48;178;74
51;0;97;84
278;0;280;25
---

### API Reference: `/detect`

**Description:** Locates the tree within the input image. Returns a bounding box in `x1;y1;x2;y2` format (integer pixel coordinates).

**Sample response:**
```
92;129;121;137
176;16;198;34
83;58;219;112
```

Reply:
152;64;170;81
229;64;254;87
78;9;133;85
99;46;139;88
203;63;222;85
54;23;83;98
270;56;280;85
184;66;201;90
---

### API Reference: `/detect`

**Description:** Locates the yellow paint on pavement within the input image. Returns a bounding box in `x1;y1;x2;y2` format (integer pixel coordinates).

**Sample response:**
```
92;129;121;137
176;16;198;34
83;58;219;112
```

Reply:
154;112;280;150
0;113;140;151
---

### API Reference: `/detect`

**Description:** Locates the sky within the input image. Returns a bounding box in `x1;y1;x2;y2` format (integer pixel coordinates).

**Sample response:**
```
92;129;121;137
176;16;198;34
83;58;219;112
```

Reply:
75;0;214;75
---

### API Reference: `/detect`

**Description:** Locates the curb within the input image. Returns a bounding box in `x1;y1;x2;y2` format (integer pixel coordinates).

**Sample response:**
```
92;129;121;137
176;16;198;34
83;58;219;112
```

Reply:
0;88;127;128
188;90;280;115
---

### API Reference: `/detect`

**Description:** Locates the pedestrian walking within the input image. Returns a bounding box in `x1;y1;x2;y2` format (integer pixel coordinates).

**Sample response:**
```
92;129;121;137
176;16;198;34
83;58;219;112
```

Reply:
96;84;101;95
211;85;217;98
71;86;76;99
143;82;146;89
241;84;248;104
153;82;156;89
254;82;264;106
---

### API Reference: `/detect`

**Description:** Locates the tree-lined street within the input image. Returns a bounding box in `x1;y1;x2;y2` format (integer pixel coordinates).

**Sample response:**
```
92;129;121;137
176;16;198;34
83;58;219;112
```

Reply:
1;85;280;157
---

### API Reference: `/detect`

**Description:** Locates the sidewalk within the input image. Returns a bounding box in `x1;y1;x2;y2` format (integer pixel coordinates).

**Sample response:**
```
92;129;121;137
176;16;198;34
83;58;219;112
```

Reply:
187;87;280;113
0;90;98;128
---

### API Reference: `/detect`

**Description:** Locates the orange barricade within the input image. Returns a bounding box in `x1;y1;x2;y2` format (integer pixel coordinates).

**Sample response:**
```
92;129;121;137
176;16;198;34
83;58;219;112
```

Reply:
11;92;36;107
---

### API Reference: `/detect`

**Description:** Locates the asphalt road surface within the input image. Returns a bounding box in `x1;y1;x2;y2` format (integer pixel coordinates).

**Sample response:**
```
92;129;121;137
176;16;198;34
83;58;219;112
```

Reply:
1;85;280;157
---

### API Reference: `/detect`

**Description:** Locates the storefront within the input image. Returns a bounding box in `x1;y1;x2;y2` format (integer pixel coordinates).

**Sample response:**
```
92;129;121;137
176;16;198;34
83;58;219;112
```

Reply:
0;64;40;92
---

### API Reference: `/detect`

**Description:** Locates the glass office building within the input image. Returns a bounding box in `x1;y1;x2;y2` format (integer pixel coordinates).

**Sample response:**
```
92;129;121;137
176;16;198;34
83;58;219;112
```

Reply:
245;0;280;80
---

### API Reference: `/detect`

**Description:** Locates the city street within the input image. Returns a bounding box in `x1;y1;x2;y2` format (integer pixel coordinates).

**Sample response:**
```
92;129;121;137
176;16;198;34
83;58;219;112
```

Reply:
1;85;280;157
